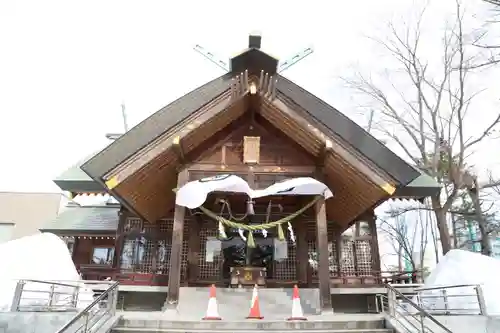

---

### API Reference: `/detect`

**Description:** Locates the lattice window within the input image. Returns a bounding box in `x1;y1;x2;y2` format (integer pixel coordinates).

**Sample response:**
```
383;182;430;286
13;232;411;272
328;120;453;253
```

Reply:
156;219;173;275
159;219;173;232
120;236;155;273
355;240;373;276
272;237;296;280
181;225;189;281
156;240;172;274
307;240;338;278
307;240;318;278
341;239;356;276
125;218;142;232
198;220;223;280
143;222;156;234
328;242;338;276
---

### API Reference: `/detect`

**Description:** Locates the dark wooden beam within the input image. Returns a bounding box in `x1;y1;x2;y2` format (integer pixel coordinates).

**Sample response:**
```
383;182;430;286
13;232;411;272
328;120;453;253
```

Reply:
352;221;360;277
188;164;315;174
187;215;202;283
365;210;381;280
295;219;309;287
315;197;333;312
316;143;331;170
112;206;129;269
172;137;186;164
166;169;189;308
334;226;342;281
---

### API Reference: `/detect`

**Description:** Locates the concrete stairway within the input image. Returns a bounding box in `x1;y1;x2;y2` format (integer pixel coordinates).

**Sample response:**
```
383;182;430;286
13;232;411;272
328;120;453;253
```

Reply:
163;287;321;320
111;313;393;333
136;287;394;332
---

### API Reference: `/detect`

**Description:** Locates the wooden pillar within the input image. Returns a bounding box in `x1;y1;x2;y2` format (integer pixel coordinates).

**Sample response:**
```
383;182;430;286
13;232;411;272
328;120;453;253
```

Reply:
334;225;342;282
151;223;160;275
352;221;360;277
187;215;202;283
71;237;79;263
295;219;308;287
367;211;381;281
112;207;128;269
166;169;189;308
315;197;333;312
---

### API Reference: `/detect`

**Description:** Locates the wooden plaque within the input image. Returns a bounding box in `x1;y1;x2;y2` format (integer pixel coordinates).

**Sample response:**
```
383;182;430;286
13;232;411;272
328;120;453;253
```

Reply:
243;136;261;164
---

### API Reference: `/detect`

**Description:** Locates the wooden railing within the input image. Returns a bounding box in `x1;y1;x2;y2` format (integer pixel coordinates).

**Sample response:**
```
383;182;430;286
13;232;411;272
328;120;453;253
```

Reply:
79;265;421;287
329;270;423;286
79;265;168;286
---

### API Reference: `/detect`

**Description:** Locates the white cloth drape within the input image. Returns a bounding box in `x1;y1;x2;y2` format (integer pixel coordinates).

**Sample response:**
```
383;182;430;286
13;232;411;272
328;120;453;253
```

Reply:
175;175;333;209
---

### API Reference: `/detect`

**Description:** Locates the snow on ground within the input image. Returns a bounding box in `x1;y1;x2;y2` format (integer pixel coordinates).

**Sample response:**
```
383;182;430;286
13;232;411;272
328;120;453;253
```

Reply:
0;232;94;311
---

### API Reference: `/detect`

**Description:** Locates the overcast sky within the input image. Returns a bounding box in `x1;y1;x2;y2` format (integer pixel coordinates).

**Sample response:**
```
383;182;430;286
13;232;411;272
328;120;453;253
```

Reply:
1;0;499;194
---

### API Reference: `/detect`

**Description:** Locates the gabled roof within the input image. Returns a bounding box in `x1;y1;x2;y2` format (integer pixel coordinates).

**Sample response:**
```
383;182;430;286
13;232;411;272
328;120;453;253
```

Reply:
40;205;119;234
65;35;439;222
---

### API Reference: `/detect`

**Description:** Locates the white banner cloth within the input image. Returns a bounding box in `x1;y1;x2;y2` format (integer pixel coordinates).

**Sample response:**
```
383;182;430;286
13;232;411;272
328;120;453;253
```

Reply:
175;174;333;209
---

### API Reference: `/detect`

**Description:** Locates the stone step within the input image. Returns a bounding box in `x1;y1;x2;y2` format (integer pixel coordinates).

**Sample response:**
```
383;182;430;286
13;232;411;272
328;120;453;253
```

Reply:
112;328;393;333
115;317;387;331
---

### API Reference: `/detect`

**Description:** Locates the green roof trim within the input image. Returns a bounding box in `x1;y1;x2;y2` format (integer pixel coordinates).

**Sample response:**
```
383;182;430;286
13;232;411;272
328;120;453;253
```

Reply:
40;205;119;234
53;153;104;192
394;169;441;198
407;172;440;188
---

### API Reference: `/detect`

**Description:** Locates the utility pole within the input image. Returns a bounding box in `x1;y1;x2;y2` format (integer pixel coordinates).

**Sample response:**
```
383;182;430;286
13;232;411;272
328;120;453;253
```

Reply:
121;102;129;132
105;102;129;141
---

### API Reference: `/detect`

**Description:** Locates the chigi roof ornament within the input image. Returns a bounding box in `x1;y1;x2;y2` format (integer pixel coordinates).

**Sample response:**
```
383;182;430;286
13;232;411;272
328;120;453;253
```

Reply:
193;33;314;74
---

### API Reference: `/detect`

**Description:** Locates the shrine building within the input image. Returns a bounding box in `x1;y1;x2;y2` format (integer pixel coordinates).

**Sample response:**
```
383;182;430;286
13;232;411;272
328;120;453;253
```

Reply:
44;34;440;312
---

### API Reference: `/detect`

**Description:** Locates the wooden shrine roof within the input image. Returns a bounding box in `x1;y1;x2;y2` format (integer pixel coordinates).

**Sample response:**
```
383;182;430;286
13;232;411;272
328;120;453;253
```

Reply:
80;72;423;187
52;35;441;226
40;205;119;234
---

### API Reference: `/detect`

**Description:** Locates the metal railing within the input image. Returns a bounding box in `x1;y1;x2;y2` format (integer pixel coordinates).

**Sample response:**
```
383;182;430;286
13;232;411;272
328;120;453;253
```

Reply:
414;284;487;316
378;284;453;333
10;279;117;312
54;281;119;333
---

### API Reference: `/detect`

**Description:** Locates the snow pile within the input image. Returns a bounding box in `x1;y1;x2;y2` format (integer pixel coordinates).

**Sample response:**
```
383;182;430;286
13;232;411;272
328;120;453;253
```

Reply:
0;233;94;312
419;249;500;315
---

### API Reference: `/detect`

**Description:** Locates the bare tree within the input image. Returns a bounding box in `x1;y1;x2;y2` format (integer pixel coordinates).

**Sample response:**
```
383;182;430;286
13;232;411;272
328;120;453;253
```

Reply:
343;1;500;255
472;1;500;68
452;187;499;255
379;209;431;275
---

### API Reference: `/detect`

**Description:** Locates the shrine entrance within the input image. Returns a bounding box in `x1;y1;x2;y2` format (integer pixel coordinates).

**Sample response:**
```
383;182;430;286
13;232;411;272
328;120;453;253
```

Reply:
220;233;274;287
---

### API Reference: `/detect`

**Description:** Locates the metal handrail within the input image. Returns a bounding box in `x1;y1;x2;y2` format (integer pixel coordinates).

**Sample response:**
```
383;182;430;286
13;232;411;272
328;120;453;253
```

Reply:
386;284;453;333
415;284;478;292
20;279;83;288
54;281;119;333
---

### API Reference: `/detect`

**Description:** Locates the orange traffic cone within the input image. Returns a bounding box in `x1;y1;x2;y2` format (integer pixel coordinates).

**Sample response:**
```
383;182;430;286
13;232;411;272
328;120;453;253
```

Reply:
246;284;264;319
287;285;307;321
202;284;222;320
